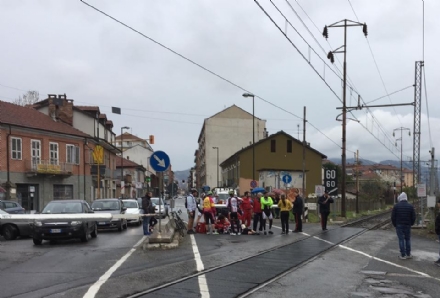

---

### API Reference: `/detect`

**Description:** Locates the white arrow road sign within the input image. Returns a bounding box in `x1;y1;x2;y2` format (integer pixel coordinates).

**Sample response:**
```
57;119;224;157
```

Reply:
154;154;166;167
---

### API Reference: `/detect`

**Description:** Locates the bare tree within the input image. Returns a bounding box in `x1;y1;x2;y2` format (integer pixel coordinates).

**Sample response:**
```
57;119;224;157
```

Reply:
14;90;40;106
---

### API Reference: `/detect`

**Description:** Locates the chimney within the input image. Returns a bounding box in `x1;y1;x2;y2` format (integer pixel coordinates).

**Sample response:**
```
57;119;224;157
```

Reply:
48;94;73;126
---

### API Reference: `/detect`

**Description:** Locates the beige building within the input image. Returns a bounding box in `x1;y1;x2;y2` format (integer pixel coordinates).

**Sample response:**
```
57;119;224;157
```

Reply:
196;105;267;189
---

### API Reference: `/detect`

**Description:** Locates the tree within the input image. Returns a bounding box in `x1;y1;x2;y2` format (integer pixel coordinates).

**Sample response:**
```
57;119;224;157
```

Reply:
14;90;39;106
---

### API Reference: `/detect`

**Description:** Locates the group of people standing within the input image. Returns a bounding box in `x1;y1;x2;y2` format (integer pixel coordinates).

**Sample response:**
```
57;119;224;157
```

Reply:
185;187;335;235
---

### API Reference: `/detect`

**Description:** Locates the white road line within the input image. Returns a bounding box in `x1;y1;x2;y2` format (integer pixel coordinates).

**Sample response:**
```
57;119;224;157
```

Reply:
190;234;210;298
271;224;310;236
83;236;146;298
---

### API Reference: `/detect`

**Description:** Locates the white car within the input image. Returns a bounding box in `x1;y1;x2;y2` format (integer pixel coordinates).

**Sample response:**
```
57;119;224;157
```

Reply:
122;199;142;226
151;197;169;219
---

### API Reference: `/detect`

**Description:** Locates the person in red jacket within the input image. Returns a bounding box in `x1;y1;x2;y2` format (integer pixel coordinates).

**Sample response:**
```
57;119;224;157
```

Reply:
240;191;253;228
252;192;263;235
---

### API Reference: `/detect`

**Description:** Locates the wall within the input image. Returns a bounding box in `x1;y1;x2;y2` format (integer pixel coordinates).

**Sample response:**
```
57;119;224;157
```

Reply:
122;145;155;175
204;116;266;188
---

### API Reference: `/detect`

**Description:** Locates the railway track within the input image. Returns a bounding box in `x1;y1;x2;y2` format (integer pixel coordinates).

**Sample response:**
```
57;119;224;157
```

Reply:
342;209;392;230
126;225;378;298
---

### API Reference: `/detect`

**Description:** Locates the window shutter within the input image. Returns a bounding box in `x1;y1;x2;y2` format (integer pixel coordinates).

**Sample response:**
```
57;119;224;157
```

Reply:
75;146;80;164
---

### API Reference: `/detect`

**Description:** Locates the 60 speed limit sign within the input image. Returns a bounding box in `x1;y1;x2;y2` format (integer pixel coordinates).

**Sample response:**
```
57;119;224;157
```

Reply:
324;169;338;195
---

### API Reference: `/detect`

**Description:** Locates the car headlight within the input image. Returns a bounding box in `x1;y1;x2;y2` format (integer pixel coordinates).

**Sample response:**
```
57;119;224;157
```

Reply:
71;221;82;225
34;221;42;227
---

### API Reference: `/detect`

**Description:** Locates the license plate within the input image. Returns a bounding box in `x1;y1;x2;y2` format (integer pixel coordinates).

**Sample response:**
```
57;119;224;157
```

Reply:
50;229;61;233
98;222;107;225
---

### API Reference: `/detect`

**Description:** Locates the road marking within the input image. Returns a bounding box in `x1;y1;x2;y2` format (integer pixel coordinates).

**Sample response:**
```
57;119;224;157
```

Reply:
83;236;146;298
190;235;210;298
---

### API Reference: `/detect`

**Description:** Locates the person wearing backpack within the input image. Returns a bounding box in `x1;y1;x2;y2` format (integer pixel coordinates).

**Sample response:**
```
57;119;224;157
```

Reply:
225;190;242;235
141;192;154;236
186;188;198;234
252;192;263;235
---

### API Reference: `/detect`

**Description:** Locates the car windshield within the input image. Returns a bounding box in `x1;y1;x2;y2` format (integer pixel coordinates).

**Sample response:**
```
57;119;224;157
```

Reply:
123;201;138;208
217;194;229;202
91;200;120;211
42;202;83;214
151;198;163;205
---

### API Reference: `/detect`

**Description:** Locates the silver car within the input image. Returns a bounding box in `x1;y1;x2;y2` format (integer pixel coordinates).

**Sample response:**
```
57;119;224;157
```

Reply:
0;209;31;240
122;199;142;226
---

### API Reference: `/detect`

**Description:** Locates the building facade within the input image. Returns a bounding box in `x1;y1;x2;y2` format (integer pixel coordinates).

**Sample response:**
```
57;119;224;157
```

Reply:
33;95;121;200
116;158;146;198
220;131;326;196
0;100;96;211
196;105;267;189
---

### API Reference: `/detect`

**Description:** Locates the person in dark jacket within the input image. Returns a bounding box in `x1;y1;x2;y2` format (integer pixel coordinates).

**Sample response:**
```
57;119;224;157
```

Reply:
391;192;416;260
292;188;304;233
434;199;440;266
141;192;153;236
318;191;334;231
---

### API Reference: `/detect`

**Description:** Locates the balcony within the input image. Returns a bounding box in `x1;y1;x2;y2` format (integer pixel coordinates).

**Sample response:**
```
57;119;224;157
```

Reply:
26;159;73;176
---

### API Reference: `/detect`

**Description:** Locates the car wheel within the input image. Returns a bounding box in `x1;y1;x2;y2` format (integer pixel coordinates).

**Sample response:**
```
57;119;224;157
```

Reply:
91;224;98;238
118;222;123;232
33;238;42;245
2;224;18;240
124;220;128;230
80;226;89;242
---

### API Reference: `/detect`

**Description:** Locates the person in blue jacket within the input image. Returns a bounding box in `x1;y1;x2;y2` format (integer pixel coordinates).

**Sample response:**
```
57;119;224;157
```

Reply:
391;192;416;260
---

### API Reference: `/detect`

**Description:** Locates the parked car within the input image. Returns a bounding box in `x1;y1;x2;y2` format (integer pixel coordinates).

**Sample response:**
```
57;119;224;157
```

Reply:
0;209;32;240
151;197;169;219
91;199;128;231
122;199;142;226
0;200;25;214
31;200;97;245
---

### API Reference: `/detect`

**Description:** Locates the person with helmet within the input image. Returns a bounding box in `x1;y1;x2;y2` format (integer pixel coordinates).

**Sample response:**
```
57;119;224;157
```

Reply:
194;193;204;228
240;191;253;228
186;188;198;234
225;190;242;235
253;192;263;235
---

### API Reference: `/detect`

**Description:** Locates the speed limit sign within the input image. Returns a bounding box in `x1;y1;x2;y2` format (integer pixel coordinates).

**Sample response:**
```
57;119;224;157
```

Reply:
324;169;338;195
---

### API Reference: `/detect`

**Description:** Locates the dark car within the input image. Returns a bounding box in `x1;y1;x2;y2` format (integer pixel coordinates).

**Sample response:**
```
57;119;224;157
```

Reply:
91;199;128;231
31;200;98;245
0;200;25;214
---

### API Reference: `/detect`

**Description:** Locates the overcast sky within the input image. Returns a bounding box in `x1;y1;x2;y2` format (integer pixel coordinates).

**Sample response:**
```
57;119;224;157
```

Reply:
1;0;438;171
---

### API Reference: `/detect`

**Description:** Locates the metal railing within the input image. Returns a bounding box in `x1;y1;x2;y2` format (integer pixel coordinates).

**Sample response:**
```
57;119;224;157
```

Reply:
26;159;73;175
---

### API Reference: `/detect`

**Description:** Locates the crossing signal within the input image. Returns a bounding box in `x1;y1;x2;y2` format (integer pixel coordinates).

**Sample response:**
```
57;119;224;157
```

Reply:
145;176;151;182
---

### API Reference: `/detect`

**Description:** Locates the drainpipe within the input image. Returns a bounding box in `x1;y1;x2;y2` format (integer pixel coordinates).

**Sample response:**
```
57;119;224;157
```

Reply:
5;125;12;200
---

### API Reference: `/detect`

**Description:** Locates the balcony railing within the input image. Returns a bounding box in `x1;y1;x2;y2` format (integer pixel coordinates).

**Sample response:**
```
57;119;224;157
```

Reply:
26;159;73;176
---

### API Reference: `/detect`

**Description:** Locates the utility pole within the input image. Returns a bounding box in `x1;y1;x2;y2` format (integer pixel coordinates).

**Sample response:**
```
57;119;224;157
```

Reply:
302;106;306;198
413;61;424;192
393;127;411;192
355;150;359;215
323;19;368;217
429;148;435;196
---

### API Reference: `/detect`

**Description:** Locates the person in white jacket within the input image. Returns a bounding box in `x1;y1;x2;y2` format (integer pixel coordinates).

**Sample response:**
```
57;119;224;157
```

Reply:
186;188;198;234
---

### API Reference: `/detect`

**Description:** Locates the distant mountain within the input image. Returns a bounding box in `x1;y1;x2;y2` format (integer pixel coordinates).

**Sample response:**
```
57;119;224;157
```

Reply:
328;158;376;165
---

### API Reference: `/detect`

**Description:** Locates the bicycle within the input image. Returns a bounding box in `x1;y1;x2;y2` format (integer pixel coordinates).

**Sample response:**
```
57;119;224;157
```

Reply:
170;209;186;237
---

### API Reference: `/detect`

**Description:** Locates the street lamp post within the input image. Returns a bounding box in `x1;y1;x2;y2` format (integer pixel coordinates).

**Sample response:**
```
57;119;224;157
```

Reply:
242;93;255;181
213;147;219;187
120;126;130;198
393;127;411;193
323;19;368;218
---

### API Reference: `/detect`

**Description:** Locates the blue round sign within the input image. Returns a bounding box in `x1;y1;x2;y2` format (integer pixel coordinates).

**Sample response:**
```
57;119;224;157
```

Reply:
149;151;170;172
282;174;292;184
250;180;257;188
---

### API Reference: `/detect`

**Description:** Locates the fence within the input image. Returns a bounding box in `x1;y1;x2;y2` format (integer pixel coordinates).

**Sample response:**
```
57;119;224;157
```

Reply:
307;197;386;217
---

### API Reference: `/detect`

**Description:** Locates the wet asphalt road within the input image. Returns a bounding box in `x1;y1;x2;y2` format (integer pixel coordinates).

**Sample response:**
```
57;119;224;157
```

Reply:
1;198;440;298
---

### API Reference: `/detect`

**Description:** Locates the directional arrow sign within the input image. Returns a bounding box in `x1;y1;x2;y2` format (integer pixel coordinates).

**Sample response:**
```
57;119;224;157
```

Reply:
150;151;170;172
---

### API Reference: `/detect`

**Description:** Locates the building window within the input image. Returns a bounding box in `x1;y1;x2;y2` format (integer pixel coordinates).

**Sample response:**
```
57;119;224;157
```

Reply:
53;184;73;200
287;140;292;153
11;137;22;160
66;144;80;165
271;139;276;153
31;140;41;169
49;142;59;165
